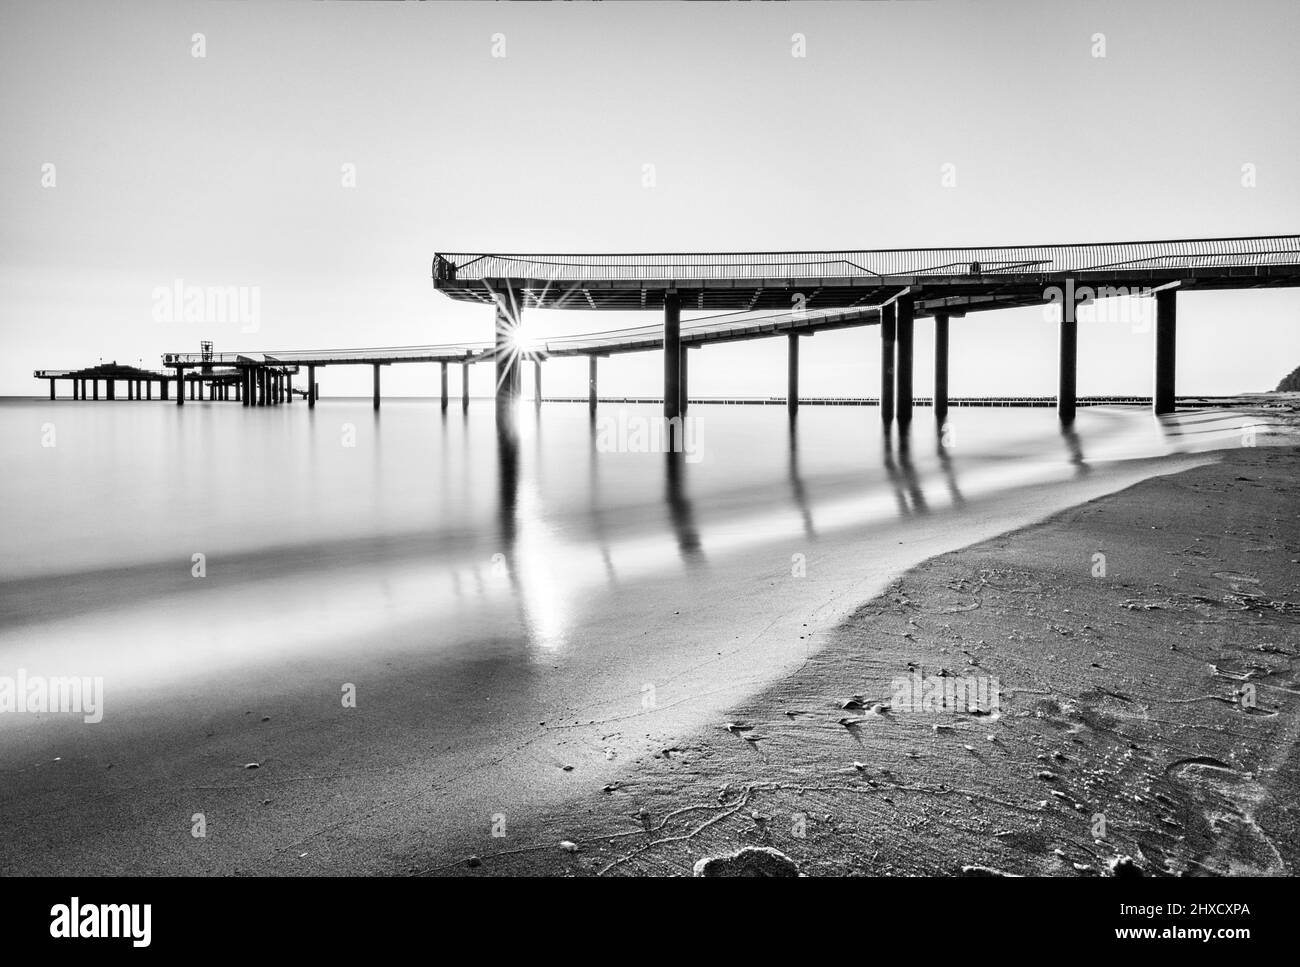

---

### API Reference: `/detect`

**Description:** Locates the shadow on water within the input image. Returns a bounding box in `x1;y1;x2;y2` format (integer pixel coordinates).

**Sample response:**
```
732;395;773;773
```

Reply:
587;409;618;584
496;403;520;555
664;423;704;565
787;412;816;540
881;424;928;516
935;420;965;507
1060;420;1090;474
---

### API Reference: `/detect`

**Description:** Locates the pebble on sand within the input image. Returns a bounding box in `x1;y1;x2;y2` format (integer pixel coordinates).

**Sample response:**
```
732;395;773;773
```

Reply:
693;847;800;877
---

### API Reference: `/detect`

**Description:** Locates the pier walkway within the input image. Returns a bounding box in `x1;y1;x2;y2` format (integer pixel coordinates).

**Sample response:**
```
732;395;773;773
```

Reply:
37;235;1300;419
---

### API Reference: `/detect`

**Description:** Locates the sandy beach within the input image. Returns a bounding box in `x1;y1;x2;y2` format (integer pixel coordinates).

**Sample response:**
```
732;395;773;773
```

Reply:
423;423;1300;876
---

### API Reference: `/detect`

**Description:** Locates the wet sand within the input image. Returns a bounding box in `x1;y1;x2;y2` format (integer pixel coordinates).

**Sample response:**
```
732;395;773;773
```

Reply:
434;434;1300;876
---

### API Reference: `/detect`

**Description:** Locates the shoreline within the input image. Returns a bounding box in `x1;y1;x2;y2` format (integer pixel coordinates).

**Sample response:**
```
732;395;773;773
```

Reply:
430;437;1300;877
1;407;1296;876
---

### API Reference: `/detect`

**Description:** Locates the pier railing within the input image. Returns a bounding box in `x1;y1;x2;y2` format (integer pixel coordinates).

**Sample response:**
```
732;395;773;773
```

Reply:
433;235;1300;282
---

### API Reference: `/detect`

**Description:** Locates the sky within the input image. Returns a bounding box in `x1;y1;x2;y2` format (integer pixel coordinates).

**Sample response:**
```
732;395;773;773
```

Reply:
2;0;1298;399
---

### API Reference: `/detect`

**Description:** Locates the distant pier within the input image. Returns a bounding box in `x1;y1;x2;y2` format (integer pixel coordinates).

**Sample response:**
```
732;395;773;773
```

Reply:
35;235;1300;418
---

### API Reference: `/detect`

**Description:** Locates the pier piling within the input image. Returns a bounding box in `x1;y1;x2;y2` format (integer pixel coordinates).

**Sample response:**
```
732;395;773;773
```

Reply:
1058;301;1078;424
664;291;682;420
1155;289;1177;414
896;295;914;425
880;302;896;424
934;313;949;426
787;332;799;416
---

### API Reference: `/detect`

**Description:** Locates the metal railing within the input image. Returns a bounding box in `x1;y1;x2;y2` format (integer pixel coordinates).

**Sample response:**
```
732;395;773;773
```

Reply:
434;235;1300;282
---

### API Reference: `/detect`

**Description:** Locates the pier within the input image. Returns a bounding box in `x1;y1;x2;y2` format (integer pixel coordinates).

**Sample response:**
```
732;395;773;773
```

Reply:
35;236;1300;420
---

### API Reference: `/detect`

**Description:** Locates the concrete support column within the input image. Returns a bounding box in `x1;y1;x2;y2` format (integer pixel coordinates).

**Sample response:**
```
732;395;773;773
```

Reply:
588;356;598;413
308;365;316;408
162;379;169;402
896;296;914;425
880;302;896;424
664;291;682;420
533;360;542;406
372;363;381;410
441;362;449;409
1059;305;1078;424
49;379;56;400
494;289;523;408
286;372;293;403
462;361;470;409
127;381;134;401
787;332;799;416
108;380;116;401
1154;289;1177;415
93;380;100;401
934;313;950;426
147;381;153;401
680;345;690;414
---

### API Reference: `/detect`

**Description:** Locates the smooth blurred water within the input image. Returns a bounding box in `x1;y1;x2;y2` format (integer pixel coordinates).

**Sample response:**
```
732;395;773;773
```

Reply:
0;397;1274;692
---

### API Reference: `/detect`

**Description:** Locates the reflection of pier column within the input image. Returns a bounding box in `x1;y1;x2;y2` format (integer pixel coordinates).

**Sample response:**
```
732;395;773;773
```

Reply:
880;302;896;424
1058;300;1078;424
664;449;702;562
896;296;914;425
787;332;799;415
440;362;449;410
588;355;598;413
934;312;949;425
1154;289;1177;415
664;290;682;420
496;407;520;552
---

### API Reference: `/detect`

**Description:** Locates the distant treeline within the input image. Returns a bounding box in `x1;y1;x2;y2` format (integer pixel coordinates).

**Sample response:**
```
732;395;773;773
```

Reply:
1278;366;1300;392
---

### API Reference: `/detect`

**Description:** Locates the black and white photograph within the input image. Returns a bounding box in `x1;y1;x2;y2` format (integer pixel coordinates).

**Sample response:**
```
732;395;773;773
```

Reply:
2;0;1297;950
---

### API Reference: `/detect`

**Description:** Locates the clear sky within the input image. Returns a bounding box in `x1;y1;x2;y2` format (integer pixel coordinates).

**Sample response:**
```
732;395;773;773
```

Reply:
2;0;1297;398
